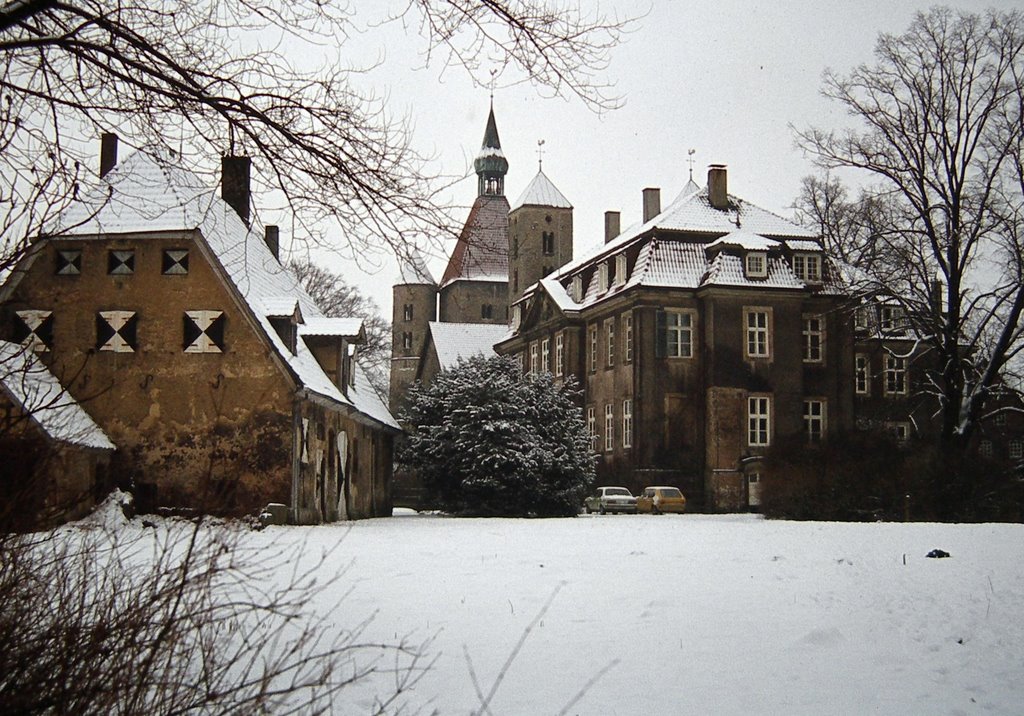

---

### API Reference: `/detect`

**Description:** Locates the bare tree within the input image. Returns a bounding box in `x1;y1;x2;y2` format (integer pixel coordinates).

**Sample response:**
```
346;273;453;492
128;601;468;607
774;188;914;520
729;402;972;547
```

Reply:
290;259;391;396
0;514;432;714
0;0;632;274
795;6;1024;451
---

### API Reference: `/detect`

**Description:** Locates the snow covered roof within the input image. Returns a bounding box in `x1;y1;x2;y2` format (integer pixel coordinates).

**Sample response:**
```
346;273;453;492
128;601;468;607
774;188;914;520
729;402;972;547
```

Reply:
440;194;509;286
428;322;508;371
510;169;572;211
0;341;114;450
48;147;398;431
707;229;781;251
396;247;436;286
260;297;301;318
299;317;365;340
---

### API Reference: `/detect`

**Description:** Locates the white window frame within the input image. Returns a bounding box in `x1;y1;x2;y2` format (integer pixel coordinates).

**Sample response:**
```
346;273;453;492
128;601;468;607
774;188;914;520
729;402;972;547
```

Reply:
571;275;583;303
615;254;627;286
622;398;633;449
588;406;598;453
529;342;539;375
624;315;633;363
744;308;771;359
880;305;906;334
745;252;767;278
793;253;821;282
884;354;907;395
747;395;771;447
802;315;824;363
598;263;609;293
605;318;615;367
588;326;597;373
803;399;826;444
555;333;565;377
854;306;870;331
604;403;614;452
666;310;694;358
541;338;550;373
855;354;870;395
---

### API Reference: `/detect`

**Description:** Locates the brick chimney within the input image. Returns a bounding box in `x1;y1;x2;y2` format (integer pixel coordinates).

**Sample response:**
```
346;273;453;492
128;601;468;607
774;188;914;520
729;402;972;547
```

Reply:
604;211;621;244
708;164;728;209
100;133;118;178
264;225;280;261
642;188;661;223
221;156;251;226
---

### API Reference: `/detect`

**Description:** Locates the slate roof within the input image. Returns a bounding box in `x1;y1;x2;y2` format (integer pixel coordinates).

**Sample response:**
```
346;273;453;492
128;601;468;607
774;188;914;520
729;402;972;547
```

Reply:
440;194;510;286
427;322;508;370
0;340;114;450
510;169;572;211
46;147;398;431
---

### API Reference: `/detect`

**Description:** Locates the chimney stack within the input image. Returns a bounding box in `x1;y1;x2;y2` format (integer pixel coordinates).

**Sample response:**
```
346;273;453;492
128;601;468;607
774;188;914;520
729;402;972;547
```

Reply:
100;133;119;178
221;156;252;226
642;188;661;223
708;164;728;209
604;211;621;244
264;225;280;261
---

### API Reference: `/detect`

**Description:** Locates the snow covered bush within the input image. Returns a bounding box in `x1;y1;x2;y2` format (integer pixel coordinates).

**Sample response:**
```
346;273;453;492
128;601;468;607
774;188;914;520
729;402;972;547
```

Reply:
399;354;595;517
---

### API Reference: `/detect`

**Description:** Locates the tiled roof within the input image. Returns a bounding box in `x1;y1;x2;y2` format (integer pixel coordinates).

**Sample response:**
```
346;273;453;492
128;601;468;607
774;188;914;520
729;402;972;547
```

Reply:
427;321;508;370
510;169;572;211
0;340;114;450
49;148;398;431
440;194;510;286
707;229;782;251
702;254;804;289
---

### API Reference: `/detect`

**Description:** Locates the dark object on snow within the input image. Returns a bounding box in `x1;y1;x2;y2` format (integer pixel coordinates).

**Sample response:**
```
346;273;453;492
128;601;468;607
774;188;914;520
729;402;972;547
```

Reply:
926;549;950;559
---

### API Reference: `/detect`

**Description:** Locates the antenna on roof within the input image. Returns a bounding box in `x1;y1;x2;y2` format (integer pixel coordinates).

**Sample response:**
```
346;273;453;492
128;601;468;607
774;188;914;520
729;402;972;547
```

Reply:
687;148;696;181
537;139;546;171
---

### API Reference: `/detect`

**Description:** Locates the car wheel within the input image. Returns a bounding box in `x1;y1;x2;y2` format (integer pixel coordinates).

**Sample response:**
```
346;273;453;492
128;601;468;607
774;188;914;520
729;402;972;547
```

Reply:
584;505;592;514
652;505;661;515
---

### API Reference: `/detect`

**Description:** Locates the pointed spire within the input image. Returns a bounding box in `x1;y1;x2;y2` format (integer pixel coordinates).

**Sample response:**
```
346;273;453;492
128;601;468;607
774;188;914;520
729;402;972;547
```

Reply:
474;102;508;197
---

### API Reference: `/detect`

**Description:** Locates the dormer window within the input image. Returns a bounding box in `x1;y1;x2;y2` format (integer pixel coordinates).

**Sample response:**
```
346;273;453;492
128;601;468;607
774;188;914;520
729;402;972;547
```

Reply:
615;254;627;286
598;263;609;293
571;275;583;302
745;252;767;279
880;305;906;334
793;253;821;282
511;304;522;329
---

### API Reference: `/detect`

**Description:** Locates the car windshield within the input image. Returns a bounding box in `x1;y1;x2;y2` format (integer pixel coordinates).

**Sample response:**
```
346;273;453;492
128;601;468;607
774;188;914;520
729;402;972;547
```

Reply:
659;488;683;498
606;488;631;496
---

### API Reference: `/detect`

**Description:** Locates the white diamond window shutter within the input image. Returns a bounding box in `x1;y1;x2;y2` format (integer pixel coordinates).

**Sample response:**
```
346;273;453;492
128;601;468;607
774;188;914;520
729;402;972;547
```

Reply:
56;249;82;275
162;249;189;275
96;311;137;352
183;311;225;353
14;310;54;352
107;250;135;275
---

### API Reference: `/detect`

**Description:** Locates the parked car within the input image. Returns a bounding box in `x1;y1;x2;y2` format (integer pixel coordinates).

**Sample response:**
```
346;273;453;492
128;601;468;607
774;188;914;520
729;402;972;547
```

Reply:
636;486;687;514
584;486;637;514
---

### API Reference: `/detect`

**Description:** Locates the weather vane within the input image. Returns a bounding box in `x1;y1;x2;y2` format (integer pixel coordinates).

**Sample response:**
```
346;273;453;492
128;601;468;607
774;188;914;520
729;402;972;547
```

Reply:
537;139;546;170
687;148;696;181
488;68;498;104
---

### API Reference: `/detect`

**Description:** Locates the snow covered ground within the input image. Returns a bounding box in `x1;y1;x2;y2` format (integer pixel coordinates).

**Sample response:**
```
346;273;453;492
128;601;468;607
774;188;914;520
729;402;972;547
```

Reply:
76;508;1024;714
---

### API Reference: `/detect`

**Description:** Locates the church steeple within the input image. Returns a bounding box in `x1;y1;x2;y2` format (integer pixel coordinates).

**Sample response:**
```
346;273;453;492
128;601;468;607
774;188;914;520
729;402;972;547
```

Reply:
474;105;508;197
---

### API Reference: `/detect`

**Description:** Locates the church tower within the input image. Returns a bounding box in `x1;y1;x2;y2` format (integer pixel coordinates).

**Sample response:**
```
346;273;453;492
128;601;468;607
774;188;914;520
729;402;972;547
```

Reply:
438;105;511;325
508;156;573;305
389;248;436;412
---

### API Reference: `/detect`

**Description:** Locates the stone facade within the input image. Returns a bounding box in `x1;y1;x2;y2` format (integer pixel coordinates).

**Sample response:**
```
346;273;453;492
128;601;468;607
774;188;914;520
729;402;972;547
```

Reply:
1;143;399;522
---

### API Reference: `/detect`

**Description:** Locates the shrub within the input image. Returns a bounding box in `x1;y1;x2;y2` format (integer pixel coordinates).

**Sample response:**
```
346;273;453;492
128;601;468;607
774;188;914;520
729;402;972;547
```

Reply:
399;354;595;516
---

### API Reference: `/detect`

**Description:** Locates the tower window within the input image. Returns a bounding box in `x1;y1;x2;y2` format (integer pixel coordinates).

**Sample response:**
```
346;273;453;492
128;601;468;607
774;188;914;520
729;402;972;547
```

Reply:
402;332;412;350
403;304;414;322
542;231;555;256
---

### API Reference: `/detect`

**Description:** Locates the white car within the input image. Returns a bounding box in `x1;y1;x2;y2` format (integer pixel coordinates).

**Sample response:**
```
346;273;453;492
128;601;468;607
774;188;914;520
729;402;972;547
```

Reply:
584;486;637;514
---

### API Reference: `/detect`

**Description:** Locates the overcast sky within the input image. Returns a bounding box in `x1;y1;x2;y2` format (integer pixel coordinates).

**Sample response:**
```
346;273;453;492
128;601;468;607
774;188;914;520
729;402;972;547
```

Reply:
298;0;1019;319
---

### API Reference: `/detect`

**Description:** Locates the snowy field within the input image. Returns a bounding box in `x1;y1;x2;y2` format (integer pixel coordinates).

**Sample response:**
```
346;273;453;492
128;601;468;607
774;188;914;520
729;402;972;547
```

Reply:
77;508;1024;714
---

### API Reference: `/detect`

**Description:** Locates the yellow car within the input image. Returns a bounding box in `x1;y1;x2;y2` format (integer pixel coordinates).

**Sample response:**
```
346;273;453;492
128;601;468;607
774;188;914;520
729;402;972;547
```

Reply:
636;486;687;514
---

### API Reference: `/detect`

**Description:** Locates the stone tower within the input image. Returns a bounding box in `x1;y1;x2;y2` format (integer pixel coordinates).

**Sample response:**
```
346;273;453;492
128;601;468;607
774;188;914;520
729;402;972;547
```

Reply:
508;164;573;304
389;248;437;412
438;105;511;325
